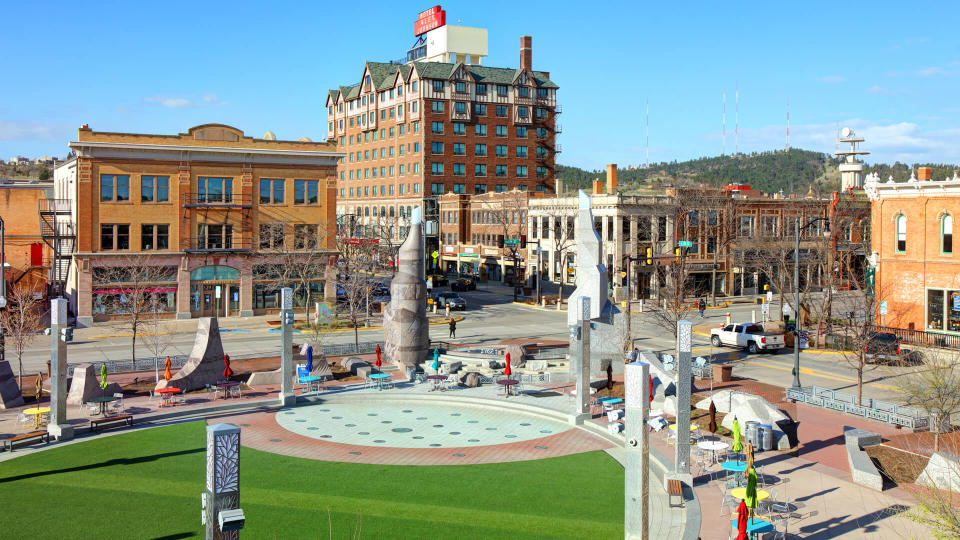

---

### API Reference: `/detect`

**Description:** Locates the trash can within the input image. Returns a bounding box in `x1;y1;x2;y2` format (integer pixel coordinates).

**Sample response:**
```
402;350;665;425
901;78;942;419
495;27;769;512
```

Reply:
745;421;760;447
760;424;774;451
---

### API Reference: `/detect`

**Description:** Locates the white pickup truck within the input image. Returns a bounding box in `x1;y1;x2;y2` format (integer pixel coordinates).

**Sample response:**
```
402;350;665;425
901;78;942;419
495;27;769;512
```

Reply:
710;323;785;354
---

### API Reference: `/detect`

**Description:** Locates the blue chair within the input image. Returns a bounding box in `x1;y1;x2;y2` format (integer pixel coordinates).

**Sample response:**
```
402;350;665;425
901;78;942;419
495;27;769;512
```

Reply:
296;365;311;392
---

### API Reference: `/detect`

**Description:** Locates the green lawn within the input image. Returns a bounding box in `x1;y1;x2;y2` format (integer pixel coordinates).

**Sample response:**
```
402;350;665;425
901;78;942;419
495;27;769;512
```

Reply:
0;421;624;539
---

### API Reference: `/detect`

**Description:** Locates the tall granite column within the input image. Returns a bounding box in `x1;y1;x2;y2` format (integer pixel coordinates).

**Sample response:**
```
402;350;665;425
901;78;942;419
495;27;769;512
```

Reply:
278;288;295;407
48;298;73;440
673;319;693;483
574;296;591;421
204;423;241;540
625;360;650;540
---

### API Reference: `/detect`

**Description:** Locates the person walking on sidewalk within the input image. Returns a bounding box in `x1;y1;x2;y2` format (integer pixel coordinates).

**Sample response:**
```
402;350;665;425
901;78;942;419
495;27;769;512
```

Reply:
449;318;457;339
698;298;706;318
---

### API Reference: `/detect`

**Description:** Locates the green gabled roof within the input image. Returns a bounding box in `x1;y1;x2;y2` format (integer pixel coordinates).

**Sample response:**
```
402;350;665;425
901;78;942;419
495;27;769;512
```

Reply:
339;84;360;100
364;61;403;90
328;89;339;103
413;62;558;89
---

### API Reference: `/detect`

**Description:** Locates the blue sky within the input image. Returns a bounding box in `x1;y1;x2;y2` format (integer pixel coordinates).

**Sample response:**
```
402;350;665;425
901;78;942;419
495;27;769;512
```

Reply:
2;1;958;169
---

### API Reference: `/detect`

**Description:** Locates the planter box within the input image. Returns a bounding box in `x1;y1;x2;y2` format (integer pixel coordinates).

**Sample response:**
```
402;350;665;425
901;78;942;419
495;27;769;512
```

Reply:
713;364;733;382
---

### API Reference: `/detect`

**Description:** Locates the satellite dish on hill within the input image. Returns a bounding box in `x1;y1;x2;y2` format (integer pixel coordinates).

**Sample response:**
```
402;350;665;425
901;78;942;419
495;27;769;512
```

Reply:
841;127;852;138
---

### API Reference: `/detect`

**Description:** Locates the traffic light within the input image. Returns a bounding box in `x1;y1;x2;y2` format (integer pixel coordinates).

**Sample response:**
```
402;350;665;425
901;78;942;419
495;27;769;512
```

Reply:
520;235;527;249
497;235;505;248
675;247;682;263
646;248;652;266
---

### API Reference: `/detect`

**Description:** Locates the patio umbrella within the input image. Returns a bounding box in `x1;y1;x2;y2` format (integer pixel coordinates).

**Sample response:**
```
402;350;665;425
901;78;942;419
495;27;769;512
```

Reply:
375;344;381;369
745;441;755;472
432;348;440;372
306;346;314;372
163;357;172;381
708;400;718;434
735;500;749;540
35;373;43;402
504;353;512;377
99;364;108;393
731;417;743;458
745;467;759;515
648;375;654;403
223;354;233;379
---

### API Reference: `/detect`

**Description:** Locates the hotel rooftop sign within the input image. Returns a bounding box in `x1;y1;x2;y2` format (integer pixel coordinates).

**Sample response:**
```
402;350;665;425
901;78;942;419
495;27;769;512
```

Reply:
414;5;446;35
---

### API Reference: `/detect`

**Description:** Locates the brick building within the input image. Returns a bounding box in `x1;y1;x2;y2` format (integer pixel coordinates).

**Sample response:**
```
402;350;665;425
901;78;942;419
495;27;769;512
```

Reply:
326;32;559;269
866;168;960;332
54;124;341;326
0;181;53;295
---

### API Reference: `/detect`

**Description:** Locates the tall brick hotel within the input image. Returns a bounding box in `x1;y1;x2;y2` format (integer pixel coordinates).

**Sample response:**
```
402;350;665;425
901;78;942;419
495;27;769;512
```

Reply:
326;6;559;268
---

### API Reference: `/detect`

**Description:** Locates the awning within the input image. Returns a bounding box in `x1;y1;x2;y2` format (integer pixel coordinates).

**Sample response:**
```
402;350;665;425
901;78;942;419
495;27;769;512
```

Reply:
93;287;177;294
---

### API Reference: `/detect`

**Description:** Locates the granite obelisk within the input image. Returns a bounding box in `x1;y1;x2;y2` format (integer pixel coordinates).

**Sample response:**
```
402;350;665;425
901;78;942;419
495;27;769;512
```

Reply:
383;207;429;368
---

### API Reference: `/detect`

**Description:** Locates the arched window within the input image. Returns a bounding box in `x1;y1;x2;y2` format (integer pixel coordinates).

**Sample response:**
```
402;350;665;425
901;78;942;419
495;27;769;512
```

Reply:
895;214;907;252
943;214;953;254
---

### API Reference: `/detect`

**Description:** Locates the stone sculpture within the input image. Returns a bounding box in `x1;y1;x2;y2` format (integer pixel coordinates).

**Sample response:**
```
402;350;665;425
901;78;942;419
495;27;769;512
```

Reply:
566;190;627;375
155;317;225;393
66;363;122;406
383;207;429;368
0;360;24;409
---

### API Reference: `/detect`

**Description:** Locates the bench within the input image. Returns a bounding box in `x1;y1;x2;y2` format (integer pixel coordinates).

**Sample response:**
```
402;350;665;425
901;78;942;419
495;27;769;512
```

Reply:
3;430;50;452
90;414;133;433
667;479;685;508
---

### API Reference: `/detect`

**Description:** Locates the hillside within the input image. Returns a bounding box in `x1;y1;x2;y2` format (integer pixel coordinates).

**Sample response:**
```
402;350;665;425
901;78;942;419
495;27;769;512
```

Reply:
558;149;960;196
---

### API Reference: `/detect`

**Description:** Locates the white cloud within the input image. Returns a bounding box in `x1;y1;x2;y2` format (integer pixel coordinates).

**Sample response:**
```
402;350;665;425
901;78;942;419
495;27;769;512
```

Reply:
916;66;948;77
868;86;906;96
0;120;72;141
818;75;847;83
144;94;226;108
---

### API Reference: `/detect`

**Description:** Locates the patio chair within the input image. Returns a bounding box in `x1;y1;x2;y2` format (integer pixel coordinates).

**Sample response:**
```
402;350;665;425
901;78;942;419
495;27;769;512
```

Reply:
444;373;459;391
205;384;219;401
717;482;738;517
229;385;242;399
109;393;125;414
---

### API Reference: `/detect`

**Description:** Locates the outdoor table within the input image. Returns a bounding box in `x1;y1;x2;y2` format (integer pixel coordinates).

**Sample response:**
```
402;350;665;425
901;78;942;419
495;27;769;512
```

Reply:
369;373;392;391
156;387;181;407
22;407;50;429
496;379;519;397
88;395;117;416
216;381;240;399
426;374;447;392
698;440;730;463
721;460;749;485
730;487;770;502
598;397;624;409
669;423;699;431
300;375;324;393
730;518;774;538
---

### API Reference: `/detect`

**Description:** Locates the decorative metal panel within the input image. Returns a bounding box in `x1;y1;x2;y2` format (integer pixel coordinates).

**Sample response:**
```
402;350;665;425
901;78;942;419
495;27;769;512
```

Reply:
624;362;647;409
676;320;692;353
215;431;240;493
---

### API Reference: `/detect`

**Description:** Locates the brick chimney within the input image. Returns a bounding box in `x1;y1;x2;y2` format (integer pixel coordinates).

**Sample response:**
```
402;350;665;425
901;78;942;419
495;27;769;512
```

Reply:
592;179;603;195
606;164;618;194
520;36;532;70
918;166;933;180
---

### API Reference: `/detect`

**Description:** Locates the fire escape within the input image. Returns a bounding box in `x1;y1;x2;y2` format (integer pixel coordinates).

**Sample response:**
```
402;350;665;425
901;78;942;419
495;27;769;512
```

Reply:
38;199;75;298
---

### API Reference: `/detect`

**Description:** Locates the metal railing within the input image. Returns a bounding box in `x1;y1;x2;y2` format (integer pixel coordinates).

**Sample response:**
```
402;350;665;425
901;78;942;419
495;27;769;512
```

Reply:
38;198;71;213
785;385;929;430
182;192;252;208
184;237;253;252
873;324;960;350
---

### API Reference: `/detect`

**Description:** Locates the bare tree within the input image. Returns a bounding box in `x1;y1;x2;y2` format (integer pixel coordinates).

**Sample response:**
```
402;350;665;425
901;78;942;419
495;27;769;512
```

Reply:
705;194;741;307
141;295;174;382
647;246;696;337
898;349;960;453
486;189;530;288
257;223;334;322
335;236;377;352
0;284;43;388
549;209;577;308
908;436;960;539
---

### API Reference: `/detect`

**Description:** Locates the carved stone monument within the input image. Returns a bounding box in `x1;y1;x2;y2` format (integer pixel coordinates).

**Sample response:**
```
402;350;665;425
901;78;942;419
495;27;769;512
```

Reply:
669;320;693;487
204;423;241;539
625;360;651;540
566;190;627;376
383;207;429;368
48;298;73;440
155;317;225;393
572;297;591;422
66;363;122;406
279;287;295;406
0;360;24;409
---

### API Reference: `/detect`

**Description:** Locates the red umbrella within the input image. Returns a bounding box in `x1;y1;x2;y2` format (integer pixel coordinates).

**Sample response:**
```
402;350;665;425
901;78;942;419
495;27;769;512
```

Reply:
223;354;233;379
504;353;512;377
735;500;749;540
648;375;654;403
375;344;382;368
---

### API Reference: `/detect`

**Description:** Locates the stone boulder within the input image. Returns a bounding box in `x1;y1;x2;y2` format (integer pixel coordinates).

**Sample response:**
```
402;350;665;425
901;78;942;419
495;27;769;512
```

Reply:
505;343;529;367
67;363;122;406
341;357;365;371
446;361;463;374
155;317;226;393
460;372;480;388
917;453;960;492
701;390;791;450
0;360;25;409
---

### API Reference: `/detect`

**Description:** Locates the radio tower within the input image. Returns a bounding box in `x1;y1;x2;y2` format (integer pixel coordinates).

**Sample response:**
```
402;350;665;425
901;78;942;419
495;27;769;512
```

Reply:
645;99;649;168
786;97;790;152
722;91;726;156
735;83;739;155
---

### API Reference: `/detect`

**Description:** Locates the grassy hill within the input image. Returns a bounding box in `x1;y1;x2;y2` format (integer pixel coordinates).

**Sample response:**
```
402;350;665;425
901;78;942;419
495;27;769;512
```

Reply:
558;149;960;196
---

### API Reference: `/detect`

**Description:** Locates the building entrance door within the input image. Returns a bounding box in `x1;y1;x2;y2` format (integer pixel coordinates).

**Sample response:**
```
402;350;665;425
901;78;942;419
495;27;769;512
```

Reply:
192;282;238;317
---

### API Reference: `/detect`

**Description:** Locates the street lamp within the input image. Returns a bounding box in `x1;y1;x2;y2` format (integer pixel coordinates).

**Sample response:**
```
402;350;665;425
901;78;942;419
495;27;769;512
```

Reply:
791;216;830;389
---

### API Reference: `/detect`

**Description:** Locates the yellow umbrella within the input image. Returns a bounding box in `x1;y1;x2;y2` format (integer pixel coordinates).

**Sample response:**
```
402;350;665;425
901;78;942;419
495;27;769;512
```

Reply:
745;441;755;472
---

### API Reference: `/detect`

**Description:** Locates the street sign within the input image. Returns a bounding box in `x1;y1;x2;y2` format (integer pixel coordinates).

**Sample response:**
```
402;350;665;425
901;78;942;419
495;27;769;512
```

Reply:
215;285;222;299
766;291;773;302
431;250;439;260
677;241;693;248
879;301;888;316
761;303;770;315
504;239;520;246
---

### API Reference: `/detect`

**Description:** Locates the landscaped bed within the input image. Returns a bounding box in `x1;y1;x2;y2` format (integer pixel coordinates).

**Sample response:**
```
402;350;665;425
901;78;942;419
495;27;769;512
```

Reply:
0;421;625;538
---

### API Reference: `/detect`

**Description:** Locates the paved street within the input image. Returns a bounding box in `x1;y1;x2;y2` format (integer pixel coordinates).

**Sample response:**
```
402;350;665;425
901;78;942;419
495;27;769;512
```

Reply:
14;284;910;404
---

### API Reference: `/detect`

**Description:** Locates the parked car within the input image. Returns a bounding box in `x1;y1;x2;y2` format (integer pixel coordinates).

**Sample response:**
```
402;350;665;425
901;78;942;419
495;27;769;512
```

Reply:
434;292;466;310
427;274;449;287
451;278;476;292
864;332;902;364
710;323;785;354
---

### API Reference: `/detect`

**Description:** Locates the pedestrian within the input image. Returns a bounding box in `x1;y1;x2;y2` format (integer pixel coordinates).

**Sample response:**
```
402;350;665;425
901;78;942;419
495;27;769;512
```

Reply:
449;318;457;339
698;298;706;318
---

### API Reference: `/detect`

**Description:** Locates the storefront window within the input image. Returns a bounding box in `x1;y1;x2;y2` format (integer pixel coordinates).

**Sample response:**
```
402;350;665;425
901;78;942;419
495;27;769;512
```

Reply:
190;265;240;281
93;289;175;314
949;291;960;332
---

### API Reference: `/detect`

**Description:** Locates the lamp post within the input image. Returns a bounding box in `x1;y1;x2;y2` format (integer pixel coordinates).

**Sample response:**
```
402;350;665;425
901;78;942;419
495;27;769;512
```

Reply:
792;216;829;389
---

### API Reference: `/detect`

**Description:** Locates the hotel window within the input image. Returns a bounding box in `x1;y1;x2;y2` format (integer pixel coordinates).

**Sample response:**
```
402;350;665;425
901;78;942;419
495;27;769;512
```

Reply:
496;184;507;193
412;81;418;92
455;81;466;93
475;104;486;116
198;224;232;249
496;105;508;117
536;127;548;139
453;122;466;135
398;86;403;96
537;88;549;98
517;106;529;118
453;183;466;194
497;85;508;96
475;183;487;193
536;146;548;158
389;108;395;119
431;162;444;175
455;102;466;114
100;224;130;250
536;166;547;178
896;214;906;252
536;107;548;119
389;165;395;177
516;146;528;157
431;101;444;113
198;177;233;203
516;165;528;177
294;180;319;205
453;143;465;155
475;124;487;136
414;182;420;193
141;224;169;250
518;86;529;98
496;165;507;177
496;145;507;157
141;176;169;202
381;110;386;120
496;125;507;137
389;127;395;138
399;124;404;135
432;80;444;92
516;126;528;137
294;224;319;249
431;183;444;195
412;103;418;114
100;174;130;202
944;214;953;254
399;165;405;176
431;121;444;134
259;178;284;204
476;83;487;95
453;164;466;176
432;141;444;154
475;143;487;156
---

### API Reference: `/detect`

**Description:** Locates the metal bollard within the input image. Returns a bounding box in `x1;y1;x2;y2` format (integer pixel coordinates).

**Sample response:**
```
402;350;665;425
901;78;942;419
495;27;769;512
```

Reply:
725;312;731;325
752;310;756;323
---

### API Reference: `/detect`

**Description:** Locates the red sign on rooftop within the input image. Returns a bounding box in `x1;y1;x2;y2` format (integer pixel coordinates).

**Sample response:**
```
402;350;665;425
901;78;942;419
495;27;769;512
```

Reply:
415;5;445;35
